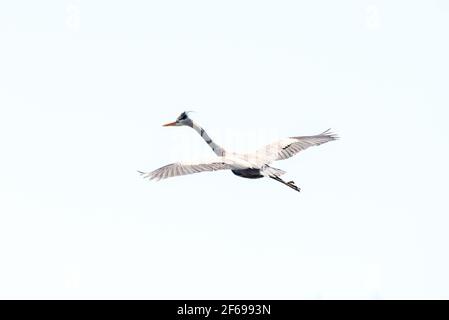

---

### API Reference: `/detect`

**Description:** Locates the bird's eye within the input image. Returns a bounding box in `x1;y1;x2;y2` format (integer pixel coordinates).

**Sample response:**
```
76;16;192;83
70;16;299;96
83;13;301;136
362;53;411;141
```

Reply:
178;113;187;121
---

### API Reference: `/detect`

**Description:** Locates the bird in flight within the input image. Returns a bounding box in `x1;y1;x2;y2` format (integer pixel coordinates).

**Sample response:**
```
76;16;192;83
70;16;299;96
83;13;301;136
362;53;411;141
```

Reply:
139;111;338;192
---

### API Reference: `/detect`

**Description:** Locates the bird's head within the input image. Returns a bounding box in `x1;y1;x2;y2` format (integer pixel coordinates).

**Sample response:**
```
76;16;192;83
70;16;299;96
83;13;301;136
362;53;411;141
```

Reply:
162;111;193;127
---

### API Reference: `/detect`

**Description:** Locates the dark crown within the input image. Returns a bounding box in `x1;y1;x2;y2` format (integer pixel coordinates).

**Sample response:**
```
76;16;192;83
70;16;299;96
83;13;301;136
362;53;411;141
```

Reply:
178;112;189;121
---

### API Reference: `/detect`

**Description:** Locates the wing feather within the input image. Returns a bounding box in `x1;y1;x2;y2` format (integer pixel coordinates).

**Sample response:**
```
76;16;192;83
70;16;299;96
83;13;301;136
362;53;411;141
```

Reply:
252;129;338;164
139;158;234;181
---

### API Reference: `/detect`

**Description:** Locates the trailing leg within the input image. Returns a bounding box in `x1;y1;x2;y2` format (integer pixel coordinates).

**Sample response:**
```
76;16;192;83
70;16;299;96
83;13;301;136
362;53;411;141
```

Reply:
269;175;301;192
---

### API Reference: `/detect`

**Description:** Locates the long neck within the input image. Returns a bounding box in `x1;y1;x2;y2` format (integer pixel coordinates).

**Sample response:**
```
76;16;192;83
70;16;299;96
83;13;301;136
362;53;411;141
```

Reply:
191;121;226;156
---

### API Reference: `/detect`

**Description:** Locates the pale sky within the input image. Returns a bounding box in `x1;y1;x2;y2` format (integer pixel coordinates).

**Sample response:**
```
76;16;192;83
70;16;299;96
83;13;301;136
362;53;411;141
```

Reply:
1;0;449;299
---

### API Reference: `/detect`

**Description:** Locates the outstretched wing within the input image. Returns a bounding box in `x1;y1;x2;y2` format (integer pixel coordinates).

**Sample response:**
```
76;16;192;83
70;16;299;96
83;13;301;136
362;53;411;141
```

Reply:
139;158;234;181
251;129;338;164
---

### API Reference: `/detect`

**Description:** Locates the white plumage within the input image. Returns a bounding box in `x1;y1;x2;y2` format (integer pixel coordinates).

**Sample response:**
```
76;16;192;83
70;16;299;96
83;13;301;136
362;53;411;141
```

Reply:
139;112;338;192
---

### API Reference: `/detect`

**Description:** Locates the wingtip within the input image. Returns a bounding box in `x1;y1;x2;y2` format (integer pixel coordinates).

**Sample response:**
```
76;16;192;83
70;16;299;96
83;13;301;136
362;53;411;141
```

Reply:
322;128;339;140
138;170;155;180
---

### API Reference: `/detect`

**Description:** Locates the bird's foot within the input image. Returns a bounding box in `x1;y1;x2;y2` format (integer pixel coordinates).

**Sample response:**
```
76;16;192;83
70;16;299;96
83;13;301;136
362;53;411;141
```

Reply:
287;181;301;192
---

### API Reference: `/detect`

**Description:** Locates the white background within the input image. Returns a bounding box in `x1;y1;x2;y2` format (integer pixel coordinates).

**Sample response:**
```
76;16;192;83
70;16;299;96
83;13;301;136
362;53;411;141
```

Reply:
1;0;448;299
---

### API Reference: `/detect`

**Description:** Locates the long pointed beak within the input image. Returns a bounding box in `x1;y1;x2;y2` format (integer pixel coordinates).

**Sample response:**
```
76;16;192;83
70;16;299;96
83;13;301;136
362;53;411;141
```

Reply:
162;121;177;127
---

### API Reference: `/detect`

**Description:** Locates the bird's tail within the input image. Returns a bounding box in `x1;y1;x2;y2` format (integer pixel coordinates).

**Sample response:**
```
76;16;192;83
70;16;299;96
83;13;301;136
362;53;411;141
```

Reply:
261;165;286;177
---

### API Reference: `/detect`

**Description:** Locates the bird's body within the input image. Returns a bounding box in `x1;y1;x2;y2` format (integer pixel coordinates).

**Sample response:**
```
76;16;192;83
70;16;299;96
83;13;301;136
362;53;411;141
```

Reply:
231;168;264;179
139;112;338;192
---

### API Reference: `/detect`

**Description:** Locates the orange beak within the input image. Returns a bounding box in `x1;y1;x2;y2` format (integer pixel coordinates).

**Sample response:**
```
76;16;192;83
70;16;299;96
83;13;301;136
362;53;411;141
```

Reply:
162;121;177;127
